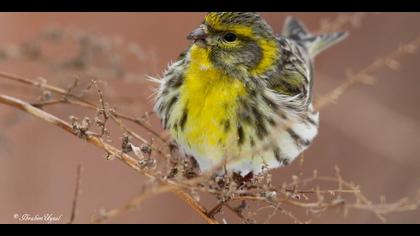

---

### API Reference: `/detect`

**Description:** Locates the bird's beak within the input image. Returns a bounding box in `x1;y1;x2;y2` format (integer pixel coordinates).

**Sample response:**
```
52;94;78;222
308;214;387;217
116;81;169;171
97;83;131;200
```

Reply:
187;26;208;48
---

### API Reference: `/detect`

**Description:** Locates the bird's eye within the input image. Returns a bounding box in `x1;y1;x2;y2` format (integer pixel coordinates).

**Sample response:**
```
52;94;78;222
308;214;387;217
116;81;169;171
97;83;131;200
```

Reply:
223;32;237;42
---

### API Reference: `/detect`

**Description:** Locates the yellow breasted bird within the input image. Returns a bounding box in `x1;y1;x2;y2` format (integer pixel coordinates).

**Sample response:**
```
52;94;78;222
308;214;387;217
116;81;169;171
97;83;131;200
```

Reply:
153;12;347;176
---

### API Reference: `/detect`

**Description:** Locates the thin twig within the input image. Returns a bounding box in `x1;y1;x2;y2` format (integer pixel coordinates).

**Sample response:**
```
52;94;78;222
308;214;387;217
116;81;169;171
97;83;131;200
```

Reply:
67;164;83;224
317;13;368;34
109;112;166;158
171;188;218;224
315;36;420;110
207;201;225;219
92;183;180;224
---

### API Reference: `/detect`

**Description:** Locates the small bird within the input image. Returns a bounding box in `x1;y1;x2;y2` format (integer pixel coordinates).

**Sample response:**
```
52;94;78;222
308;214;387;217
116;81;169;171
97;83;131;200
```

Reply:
154;12;347;176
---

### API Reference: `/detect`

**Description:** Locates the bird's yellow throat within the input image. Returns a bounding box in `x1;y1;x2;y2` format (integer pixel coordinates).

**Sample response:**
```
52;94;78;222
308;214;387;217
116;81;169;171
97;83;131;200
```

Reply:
174;45;246;155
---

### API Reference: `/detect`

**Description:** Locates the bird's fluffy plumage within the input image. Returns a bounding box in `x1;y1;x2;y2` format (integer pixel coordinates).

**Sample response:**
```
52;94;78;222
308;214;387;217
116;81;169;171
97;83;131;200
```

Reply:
154;13;347;176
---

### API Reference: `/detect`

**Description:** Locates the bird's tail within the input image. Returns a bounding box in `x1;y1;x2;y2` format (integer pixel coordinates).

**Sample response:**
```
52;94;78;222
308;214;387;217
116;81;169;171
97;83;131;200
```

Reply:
283;16;349;58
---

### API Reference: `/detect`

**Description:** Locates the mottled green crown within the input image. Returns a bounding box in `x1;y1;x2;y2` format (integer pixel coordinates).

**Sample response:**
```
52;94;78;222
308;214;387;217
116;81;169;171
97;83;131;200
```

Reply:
205;12;275;39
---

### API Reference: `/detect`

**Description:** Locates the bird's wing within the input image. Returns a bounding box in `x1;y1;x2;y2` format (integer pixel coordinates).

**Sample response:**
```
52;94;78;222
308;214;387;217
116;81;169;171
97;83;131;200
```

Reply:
266;36;313;106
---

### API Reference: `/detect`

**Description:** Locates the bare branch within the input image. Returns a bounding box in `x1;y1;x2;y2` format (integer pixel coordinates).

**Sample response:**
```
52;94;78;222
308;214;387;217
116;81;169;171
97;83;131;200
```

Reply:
0;94;216;224
0;71;167;143
68;164;83;224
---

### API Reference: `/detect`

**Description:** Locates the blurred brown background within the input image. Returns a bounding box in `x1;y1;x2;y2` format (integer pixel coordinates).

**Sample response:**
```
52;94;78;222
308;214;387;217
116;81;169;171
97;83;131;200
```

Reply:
0;13;419;224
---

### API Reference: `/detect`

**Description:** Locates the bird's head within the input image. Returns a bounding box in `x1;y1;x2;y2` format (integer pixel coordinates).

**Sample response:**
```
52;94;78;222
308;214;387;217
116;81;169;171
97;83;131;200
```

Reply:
187;12;280;77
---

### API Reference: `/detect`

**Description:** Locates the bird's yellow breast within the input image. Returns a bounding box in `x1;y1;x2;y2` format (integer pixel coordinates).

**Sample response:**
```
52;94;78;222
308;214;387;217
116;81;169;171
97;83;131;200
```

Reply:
174;45;246;155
